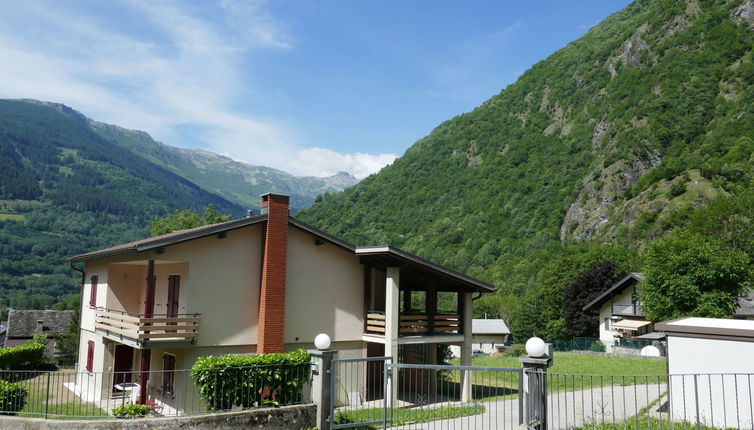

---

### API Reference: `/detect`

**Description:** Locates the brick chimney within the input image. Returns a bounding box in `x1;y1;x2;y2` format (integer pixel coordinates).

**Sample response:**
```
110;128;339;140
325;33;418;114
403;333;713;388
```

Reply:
257;193;290;353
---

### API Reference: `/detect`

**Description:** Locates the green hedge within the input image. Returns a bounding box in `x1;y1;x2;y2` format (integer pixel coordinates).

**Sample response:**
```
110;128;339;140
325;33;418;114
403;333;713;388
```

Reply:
191;349;310;411
112;403;153;418
0;339;48;370
0;380;28;414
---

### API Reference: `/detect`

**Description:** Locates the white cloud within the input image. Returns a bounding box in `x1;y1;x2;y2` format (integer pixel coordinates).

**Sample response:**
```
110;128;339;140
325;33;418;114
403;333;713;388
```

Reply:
287;148;397;179
0;1;395;179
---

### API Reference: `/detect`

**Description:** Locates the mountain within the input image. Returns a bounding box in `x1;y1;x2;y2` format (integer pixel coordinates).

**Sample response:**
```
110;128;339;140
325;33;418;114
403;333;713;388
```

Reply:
86;118;358;212
0;99;245;310
297;0;754;333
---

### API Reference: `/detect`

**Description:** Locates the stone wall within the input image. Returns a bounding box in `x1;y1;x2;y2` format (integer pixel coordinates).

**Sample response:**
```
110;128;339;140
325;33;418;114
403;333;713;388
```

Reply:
0;404;316;430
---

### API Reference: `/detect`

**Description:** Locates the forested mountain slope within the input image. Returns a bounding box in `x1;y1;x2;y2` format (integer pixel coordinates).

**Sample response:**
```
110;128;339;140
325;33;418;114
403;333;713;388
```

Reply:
89;120;358;212
298;0;754;334
0;100;243;310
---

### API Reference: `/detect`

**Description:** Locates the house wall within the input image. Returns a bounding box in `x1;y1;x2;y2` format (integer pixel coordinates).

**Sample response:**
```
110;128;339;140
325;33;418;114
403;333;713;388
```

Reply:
74;330;111;402
667;336;754;428
598;286;636;352
106;264;146;314
284;227;364;345
146;225;264;347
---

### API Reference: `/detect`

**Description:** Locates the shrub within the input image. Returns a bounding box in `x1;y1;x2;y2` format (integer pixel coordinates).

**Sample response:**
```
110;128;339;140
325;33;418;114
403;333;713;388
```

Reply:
191;349;310;411
589;341;606;352
0;380;28;414
504;344;526;357
113;404;152;418
669;182;687;197
0;338;48;370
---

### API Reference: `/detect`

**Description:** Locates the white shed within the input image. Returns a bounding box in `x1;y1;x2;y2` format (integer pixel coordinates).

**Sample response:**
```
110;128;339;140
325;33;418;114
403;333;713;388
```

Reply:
655;317;754;429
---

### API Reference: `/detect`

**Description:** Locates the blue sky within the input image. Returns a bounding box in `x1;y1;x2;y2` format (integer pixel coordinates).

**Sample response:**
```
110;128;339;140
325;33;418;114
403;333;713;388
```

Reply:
0;0;632;178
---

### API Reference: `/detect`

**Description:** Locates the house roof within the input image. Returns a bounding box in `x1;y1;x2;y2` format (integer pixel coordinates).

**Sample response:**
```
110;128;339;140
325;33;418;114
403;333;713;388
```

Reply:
735;290;754;317
655;317;754;342
472;319;510;335
582;273;645;311
355;246;495;293
70;215;494;293
6;310;74;339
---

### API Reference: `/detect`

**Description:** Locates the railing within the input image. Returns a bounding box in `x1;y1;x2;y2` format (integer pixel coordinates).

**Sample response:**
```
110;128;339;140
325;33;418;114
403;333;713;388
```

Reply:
612;303;645;316
0;363;310;419
95;308;200;343
365;312;461;336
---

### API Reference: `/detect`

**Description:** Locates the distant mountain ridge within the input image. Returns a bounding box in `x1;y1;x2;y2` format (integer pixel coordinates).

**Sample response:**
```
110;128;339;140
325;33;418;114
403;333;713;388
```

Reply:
21;98;359;212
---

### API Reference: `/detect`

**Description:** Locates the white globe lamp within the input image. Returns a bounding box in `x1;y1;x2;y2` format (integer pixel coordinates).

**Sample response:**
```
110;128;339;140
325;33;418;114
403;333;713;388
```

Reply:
525;337;547;358
314;333;331;351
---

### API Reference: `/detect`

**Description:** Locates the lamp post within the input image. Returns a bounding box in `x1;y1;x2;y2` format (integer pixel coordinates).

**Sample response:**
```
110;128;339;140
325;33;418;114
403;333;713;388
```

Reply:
520;337;553;430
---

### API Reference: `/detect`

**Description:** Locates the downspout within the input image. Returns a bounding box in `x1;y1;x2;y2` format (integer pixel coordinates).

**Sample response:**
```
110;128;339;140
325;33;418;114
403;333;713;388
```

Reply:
471;293;483;301
69;261;86;373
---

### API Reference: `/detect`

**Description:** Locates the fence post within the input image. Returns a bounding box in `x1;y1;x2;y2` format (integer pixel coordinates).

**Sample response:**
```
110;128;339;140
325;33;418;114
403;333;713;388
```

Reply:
309;348;337;430
44;371;51;419
520;339;553;430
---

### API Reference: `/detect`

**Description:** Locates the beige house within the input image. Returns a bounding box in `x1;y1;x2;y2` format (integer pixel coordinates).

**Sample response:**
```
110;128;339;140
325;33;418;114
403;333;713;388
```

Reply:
69;193;494;411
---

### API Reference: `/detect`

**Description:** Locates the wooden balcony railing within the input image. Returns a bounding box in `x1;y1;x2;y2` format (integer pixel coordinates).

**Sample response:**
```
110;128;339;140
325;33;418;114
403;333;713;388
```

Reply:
365;312;461;336
95;308;200;343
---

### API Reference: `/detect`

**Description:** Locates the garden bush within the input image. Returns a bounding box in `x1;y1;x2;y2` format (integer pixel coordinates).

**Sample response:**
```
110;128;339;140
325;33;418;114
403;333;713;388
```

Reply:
0;379;28;414
589;341;606;352
504;344;526;357
112;404;152;418
0;337;48;370
191;349;310;411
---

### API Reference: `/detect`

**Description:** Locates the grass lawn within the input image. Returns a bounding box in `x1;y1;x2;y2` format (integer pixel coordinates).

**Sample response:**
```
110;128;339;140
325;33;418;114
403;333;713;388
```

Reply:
15;372;108;419
469;352;666;376
335;403;485;429
0;212;26;222
439;352;668;401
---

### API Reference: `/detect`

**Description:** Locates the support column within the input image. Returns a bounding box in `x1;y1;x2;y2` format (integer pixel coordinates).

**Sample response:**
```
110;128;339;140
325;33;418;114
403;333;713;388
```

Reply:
460;292;473;403
384;267;400;408
139;260;155;405
309;348;337;430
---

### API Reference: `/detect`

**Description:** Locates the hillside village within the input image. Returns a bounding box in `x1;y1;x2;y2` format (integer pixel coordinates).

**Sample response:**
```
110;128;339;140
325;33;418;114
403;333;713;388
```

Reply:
1;0;754;428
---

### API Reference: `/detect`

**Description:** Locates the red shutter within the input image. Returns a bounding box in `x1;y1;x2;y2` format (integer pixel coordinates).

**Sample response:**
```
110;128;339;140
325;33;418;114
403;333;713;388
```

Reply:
162;354;176;394
89;275;98;307
86;340;94;373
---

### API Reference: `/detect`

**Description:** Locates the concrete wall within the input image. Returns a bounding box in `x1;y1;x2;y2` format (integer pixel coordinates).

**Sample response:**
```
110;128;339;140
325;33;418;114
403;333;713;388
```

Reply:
0;404;315;430
667;336;754;428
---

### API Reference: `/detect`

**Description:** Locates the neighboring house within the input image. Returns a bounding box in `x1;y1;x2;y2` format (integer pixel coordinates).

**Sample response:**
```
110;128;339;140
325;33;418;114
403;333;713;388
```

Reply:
450;319;510;357
4;309;74;363
655;317;754;429
583;273;649;353
0;325;6;346
69;193;494;411
584;273;754;353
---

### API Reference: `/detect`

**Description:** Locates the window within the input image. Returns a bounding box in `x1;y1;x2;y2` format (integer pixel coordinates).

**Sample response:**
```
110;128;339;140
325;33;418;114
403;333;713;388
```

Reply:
86;340;94;373
162;354;176;395
604;317;610;331
89;275;98;307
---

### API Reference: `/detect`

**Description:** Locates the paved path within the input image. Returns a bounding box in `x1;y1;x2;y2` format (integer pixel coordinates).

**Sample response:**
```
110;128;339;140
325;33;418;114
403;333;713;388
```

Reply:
388;383;665;430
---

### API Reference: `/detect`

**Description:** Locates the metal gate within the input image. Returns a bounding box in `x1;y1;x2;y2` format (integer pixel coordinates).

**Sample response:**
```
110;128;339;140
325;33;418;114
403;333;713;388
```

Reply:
329;356;392;429
329;358;524;429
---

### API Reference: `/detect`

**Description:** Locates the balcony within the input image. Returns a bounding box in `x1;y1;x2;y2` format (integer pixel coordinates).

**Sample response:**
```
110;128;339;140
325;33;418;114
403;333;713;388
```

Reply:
94;308;200;348
366;312;461;337
612;303;644;317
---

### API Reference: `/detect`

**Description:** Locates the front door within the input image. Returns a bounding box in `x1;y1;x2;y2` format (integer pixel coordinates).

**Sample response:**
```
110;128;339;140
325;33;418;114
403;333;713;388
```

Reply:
113;345;134;392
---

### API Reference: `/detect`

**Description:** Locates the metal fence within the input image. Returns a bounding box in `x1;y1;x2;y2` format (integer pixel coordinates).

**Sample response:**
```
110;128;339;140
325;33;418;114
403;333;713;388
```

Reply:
330;356;392;429
0;363;310;419
329;361;754;430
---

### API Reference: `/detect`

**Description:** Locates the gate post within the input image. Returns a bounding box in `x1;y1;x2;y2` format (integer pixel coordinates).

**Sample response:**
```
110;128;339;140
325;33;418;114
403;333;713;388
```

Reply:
309;347;337;430
520;338;553;430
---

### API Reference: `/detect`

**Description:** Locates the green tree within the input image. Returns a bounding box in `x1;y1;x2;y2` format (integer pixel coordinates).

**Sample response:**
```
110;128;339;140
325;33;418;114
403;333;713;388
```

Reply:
640;231;752;322
563;261;625;337
147;205;232;236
